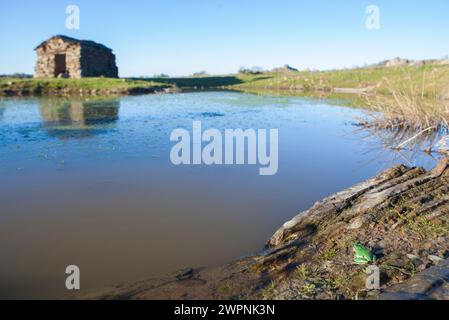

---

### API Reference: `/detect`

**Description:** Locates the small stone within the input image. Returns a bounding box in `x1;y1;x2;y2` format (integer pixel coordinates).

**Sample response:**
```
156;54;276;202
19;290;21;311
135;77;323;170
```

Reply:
428;255;444;264
422;242;432;250
366;290;381;297
377;240;387;249
348;217;365;229
176;268;194;281
391;221;402;229
435;136;449;153
418;263;428;271
322;261;333;270
407;254;419;260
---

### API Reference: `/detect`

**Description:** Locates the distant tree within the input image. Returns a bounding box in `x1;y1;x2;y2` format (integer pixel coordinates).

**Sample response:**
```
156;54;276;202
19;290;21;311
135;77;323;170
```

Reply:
192;70;208;77
271;64;299;73
238;66;264;75
153;73;170;78
0;73;33;78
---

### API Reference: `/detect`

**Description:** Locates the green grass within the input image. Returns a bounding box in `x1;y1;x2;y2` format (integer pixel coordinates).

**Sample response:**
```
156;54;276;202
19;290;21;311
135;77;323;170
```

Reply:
3;64;448;97
0;77;170;95
231;64;449;97
400;213;449;239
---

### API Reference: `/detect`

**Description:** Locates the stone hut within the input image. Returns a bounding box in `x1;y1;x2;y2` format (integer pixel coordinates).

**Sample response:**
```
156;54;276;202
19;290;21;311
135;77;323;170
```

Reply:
34;35;118;78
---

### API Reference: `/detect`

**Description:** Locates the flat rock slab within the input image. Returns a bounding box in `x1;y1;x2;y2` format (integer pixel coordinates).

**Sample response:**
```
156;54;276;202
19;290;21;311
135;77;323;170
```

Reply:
376;259;449;300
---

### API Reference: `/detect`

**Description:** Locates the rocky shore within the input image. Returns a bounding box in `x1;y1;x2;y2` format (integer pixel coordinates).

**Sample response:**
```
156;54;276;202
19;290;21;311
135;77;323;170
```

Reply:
87;158;449;300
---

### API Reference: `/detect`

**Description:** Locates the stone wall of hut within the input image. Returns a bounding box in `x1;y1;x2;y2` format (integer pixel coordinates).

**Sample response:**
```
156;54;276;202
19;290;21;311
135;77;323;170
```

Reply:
35;38;82;78
34;37;119;79
80;46;118;78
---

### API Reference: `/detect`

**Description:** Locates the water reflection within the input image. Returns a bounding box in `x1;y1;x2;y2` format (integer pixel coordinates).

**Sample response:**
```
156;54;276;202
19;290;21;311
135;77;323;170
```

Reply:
39;98;120;139
351;125;446;169
0;91;444;299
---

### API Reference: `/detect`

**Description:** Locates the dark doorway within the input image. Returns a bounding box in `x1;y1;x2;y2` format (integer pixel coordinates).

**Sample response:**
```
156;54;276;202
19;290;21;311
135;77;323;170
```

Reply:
54;54;67;77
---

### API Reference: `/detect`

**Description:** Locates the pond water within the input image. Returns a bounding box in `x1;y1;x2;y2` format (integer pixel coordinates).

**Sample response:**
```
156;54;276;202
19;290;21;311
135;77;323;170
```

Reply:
0;91;442;299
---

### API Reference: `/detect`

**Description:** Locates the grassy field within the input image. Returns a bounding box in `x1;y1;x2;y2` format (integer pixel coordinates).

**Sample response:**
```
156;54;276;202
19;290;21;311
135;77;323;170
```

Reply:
3;64;448;97
230;64;449;96
0;77;170;96
142;64;449;97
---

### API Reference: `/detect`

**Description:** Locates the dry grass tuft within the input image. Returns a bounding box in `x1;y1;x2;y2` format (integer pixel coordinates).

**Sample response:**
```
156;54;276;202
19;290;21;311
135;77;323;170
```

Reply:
362;71;449;132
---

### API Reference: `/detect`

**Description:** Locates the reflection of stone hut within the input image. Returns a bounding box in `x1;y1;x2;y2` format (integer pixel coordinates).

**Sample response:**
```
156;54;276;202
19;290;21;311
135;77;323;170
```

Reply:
40;99;120;139
34;35;118;78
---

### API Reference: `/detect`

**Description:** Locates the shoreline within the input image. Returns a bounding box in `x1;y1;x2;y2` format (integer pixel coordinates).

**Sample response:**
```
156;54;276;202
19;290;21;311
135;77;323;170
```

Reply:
85;158;449;300
2;63;448;98
0;77;174;97
3;65;448;132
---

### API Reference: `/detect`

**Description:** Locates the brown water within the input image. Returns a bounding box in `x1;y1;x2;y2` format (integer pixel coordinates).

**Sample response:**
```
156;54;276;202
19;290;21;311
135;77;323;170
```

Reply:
0;92;441;299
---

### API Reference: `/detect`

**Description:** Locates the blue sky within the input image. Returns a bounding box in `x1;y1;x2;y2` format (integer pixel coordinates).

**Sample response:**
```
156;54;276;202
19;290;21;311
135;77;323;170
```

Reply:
0;0;448;77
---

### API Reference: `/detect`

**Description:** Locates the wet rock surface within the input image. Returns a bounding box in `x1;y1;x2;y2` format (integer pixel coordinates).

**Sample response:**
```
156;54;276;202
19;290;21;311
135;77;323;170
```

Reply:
86;158;449;300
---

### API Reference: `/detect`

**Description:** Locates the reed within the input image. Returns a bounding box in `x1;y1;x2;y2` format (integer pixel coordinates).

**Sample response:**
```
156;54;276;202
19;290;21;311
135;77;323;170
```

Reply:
362;71;449;132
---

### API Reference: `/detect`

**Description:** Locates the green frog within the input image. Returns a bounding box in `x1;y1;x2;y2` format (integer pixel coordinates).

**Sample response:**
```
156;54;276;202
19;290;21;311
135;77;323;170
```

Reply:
353;243;375;264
